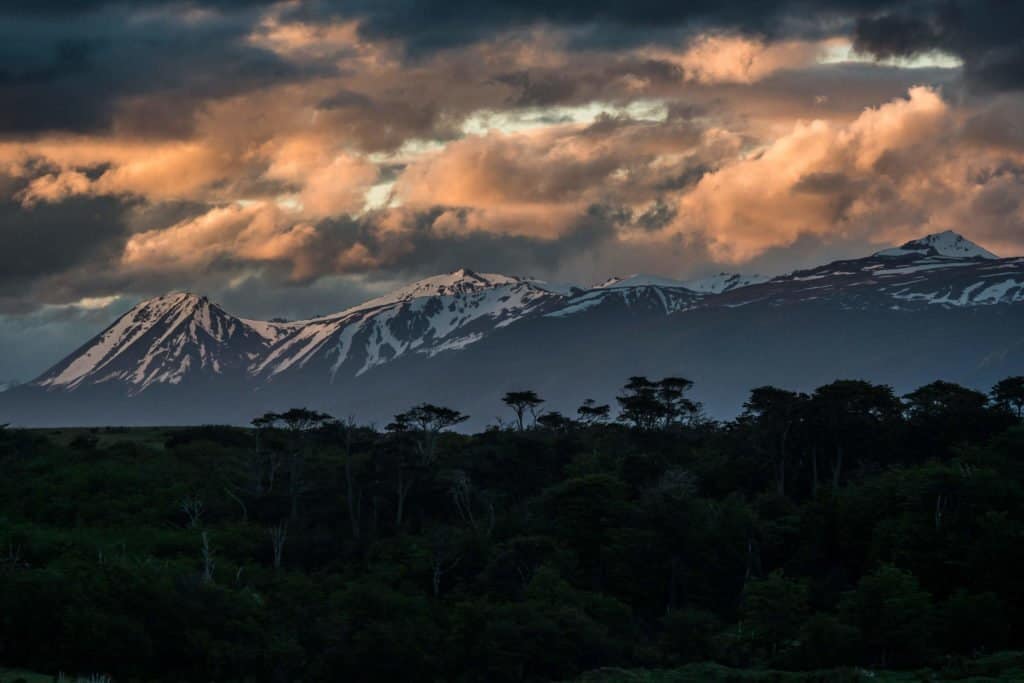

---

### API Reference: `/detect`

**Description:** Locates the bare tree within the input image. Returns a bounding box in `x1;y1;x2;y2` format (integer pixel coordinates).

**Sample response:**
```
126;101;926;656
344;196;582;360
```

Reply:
1;543;26;570
180;496;204;528
223;486;248;523
339;416;362;540
428;526;462;597
200;531;215;584
449;470;494;537
269;521;288;570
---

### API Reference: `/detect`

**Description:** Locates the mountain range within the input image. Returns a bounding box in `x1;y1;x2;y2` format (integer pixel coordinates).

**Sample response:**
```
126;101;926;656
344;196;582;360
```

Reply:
4;230;1023;427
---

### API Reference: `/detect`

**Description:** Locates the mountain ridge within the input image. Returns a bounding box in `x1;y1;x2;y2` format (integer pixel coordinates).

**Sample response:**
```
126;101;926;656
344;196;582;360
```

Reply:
6;231;1023;427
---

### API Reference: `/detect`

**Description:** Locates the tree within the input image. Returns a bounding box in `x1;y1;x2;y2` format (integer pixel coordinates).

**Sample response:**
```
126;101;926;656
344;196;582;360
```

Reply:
252;408;334;520
657;377;699;427
809;380;900;489
839;564;934;667
742;387;807;496
502;391;545;431
390;403;468;464
617;376;662;429
576;399;610;425
904;380;989;420
388;404;468;526
336;417;363;540
740;570;809;660
536;412;574;432
617;377;699;429
903;381;998;456
269;521;288;570
992;376;1024;419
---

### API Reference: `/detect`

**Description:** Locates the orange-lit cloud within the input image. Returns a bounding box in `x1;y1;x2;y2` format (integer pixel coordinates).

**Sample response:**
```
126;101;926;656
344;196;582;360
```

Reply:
663;87;1023;262
4;4;1024;320
123;203;321;280
645;34;827;84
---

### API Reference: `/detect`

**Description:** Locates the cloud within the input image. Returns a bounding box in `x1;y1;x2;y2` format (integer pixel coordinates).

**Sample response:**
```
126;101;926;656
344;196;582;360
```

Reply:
853;1;1024;91
3;0;1024;330
122;203;325;279
645;34;826;85
664;86;1024;261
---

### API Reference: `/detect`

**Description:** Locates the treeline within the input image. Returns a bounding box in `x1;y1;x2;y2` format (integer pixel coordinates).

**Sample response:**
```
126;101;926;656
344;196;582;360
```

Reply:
1;375;1024;681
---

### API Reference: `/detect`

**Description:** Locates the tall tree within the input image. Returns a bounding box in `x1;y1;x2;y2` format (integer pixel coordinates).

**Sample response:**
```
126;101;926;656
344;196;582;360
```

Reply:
617;377;699;429
810;380;900;489
252;408;334;520
657;377;699;427
992;376;1024;419
903;381;998;457
743;386;807;496
617;376;664;430
388;403;468;526
502;391;545;431
577;399;611;425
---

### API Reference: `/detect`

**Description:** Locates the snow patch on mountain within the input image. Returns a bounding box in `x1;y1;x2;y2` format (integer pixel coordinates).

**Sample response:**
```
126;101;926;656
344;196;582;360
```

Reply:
597;274;692;289
682;272;771;294
874;230;998;260
34;292;277;392
256;269;567;379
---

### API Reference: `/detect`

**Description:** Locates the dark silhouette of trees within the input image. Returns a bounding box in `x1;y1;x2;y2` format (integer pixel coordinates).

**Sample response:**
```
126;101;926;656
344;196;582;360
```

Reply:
502;390;545;430
252;408;334;520
388;403;468;526
617;376;699;429
536;411;574;432
903;381;1005;457
809;380;900;489
742;386;808;496
577;398;610;425
992;376;1024;419
4;373;1024;681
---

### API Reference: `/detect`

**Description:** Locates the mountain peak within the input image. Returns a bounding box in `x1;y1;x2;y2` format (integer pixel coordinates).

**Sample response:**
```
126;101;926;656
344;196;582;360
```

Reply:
875;231;999;260
33;290;276;392
596;274;690;290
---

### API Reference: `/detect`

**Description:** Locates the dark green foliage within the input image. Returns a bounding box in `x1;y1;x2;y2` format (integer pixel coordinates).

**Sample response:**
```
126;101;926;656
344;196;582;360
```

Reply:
1;376;1023;681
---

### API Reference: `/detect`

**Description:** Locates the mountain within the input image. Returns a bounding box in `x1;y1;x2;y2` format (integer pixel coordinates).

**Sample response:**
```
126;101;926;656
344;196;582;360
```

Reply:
32;292;287;394
254;269;570;382
873;230;999;260
4;231;1023;427
551;274;703;317
681;272;771;294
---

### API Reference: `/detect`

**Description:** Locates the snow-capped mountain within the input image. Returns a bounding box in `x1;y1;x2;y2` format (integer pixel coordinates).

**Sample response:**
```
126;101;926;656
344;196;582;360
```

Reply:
254;269;570;381
714;232;1022;309
6;231;1023;427
552;274;704;317
33;292;286;394
874;230;999;260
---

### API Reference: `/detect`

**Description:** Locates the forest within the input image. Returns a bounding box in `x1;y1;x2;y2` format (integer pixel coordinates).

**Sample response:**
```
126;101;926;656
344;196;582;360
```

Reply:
3;375;1024;682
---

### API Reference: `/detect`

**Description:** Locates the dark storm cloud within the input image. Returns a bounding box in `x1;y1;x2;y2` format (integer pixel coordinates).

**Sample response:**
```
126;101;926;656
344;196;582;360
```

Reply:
853;1;1024;90
0;3;322;136
0;189;131;310
319;0;1021;92
0;0;1018;140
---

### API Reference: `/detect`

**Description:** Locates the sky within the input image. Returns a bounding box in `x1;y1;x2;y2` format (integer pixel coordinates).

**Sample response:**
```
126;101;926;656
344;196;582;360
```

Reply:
1;0;1023;381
